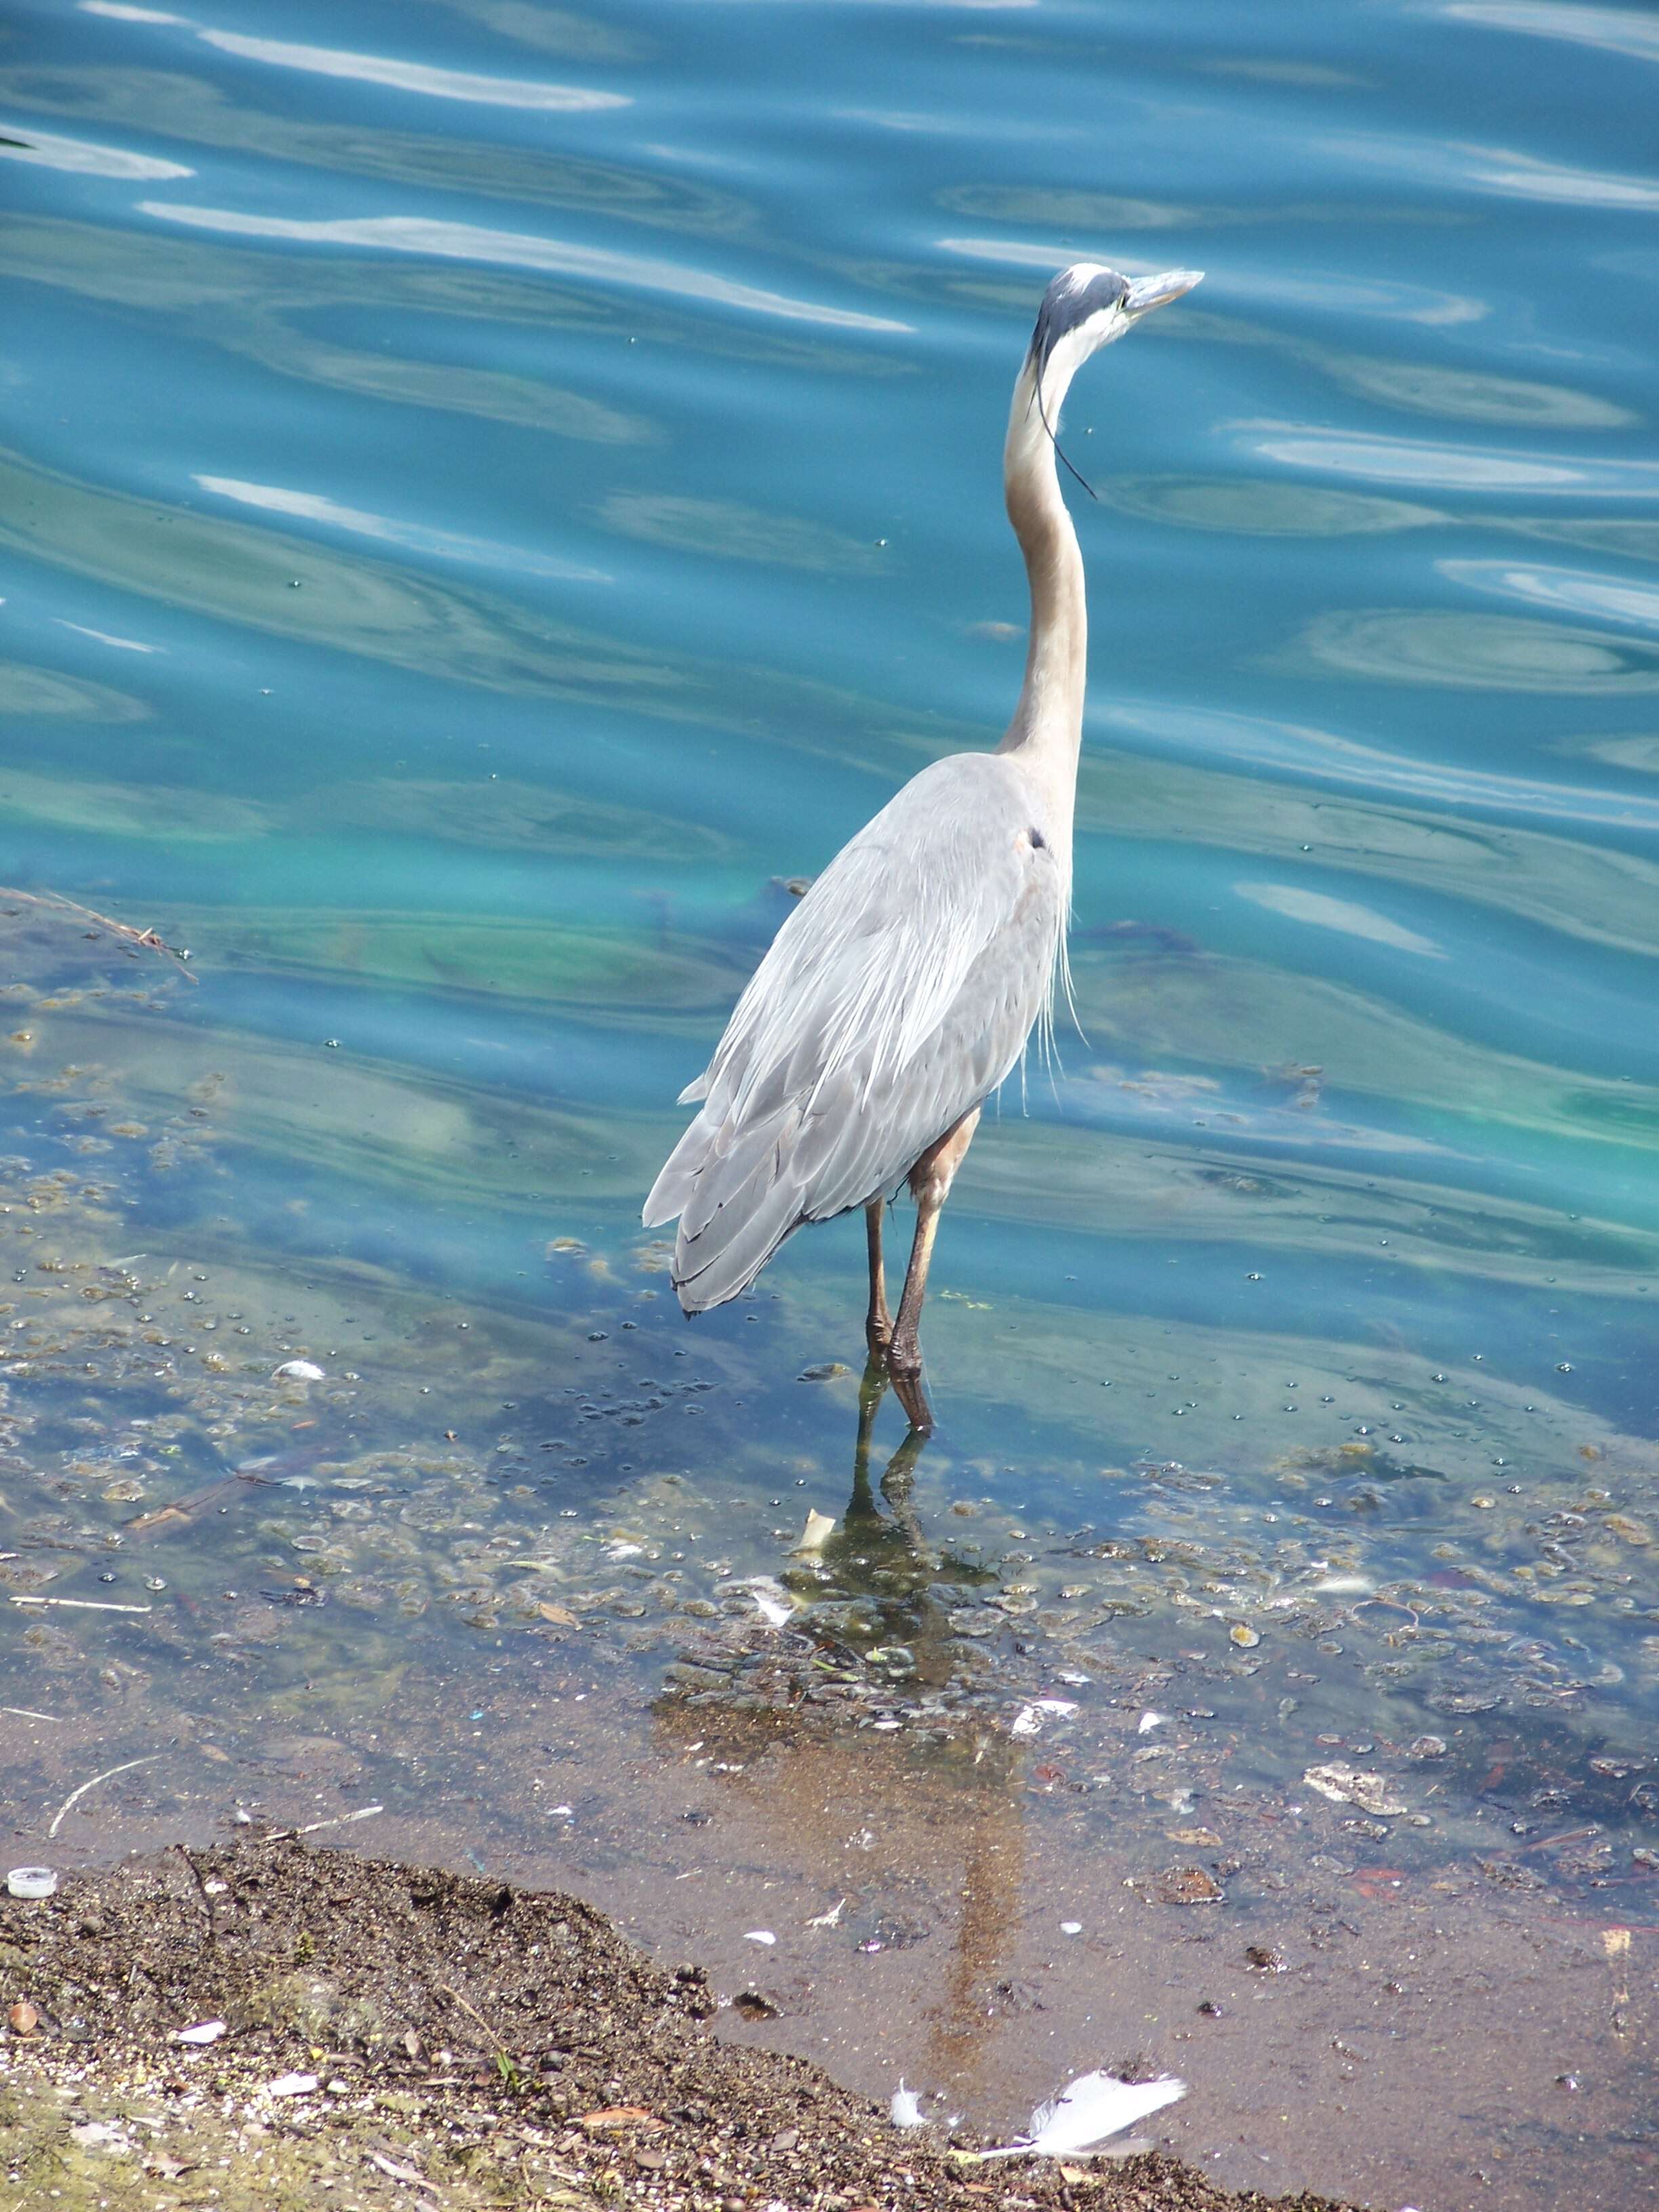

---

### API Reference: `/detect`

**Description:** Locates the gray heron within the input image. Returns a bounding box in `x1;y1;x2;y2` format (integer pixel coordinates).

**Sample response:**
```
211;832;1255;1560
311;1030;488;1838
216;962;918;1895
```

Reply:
644;262;1204;1432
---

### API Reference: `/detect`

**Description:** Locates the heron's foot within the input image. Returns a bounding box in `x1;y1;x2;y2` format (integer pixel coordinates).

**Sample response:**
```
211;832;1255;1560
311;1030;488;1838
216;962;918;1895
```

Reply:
887;1340;933;1435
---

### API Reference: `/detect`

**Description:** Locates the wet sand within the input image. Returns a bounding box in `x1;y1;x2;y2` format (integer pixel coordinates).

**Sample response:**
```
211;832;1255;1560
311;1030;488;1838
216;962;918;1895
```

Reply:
6;1668;1654;2211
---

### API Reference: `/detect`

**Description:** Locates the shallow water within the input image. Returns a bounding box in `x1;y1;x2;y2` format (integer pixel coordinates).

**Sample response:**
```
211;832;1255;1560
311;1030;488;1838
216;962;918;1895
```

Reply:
3;2;1658;2204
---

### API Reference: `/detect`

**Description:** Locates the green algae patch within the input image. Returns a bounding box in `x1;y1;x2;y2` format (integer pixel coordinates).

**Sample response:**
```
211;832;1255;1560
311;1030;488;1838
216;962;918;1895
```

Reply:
0;2061;601;2212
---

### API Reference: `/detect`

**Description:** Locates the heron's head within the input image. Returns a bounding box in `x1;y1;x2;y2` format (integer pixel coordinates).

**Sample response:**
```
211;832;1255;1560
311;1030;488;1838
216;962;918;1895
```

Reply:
1026;262;1203;405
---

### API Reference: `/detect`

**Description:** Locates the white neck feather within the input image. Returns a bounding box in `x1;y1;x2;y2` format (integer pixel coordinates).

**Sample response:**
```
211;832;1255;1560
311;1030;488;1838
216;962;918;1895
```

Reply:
996;344;1091;861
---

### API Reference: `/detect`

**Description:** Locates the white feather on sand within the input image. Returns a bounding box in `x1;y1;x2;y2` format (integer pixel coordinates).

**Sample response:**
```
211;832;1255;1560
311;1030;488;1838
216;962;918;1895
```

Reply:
973;2070;1186;2160
890;2082;926;2129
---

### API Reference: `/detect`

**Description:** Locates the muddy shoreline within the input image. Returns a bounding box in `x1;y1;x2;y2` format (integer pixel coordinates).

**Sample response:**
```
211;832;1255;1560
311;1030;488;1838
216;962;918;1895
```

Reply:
0;1838;1357;2211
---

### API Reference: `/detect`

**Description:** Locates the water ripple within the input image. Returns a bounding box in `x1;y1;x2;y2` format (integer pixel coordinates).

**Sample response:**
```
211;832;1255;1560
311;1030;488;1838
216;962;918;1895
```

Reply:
1294;608;1659;691
1237;421;1659;495
1330;126;1659;212
81;5;632;110
195;30;632;112
1439;1;1659;66
195;476;611;583
1097;699;1659;832
0;123;192;179
1439;558;1659;633
1236;882;1445;957
138;202;912;331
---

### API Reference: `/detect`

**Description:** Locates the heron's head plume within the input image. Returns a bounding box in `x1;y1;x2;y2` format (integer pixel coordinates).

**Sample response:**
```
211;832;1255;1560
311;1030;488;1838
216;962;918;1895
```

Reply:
1024;263;1203;496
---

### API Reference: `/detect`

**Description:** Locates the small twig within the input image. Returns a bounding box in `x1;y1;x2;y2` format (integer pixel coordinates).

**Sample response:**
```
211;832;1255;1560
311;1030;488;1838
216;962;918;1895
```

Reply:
367;2148;438;2195
11;1595;153;1614
438;1982;501;2043
438;1980;520;2081
0;887;196;980
268;1803;384;1842
48;1752;165;1837
1;1706;58;1722
174;1841;224;1932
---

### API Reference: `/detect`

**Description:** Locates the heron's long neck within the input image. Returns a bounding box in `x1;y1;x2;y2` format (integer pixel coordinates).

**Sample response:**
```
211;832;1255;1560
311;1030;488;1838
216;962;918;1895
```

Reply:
996;353;1087;851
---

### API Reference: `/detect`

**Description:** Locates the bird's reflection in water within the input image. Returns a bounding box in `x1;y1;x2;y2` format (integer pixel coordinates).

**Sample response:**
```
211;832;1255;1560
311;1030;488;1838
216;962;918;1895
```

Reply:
653;1371;1035;2110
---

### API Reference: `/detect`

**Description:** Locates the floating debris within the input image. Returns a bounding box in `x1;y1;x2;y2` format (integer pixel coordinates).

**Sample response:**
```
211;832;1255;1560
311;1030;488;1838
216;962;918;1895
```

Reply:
792;1509;837;1552
743;1929;776;1946
1136;1866;1225;1906
266;2072;320;2097
173;2020;226;2045
272;1359;325;1382
1303;1763;1408;1817
807;1898;846;1929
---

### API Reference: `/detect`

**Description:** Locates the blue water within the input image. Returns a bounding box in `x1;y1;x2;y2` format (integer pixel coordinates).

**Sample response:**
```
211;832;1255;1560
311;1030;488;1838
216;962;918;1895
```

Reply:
3;3;1658;2199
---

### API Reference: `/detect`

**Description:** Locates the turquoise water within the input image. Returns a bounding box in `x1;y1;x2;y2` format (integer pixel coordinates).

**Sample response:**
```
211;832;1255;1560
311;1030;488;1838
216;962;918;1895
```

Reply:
4;3;1658;2200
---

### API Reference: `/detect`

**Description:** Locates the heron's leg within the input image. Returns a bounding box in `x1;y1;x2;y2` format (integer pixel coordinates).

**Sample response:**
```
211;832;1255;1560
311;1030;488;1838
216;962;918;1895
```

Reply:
863;1196;893;1362
888;1108;981;1434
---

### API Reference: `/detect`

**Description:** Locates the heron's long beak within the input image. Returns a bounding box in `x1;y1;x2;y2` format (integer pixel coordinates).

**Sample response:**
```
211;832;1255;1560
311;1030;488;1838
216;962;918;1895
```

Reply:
1123;268;1204;317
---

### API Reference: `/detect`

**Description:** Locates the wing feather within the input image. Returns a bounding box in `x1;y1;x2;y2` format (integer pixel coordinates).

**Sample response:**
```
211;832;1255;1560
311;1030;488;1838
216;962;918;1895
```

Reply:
643;753;1063;1305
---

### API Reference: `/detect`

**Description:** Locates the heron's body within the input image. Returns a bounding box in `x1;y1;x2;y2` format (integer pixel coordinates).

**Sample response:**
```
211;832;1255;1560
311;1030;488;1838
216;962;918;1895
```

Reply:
644;262;1202;1429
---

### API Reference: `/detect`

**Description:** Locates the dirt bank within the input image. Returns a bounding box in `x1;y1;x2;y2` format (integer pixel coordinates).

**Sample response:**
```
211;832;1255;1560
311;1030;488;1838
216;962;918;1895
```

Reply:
0;1838;1359;2211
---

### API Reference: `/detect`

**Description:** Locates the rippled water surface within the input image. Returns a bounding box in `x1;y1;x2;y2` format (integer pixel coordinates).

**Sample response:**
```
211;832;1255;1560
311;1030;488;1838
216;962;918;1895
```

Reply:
3;3;1658;2205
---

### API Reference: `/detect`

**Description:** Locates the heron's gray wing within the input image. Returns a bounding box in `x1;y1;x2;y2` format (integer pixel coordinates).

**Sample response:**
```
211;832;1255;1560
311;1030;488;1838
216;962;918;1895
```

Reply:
643;753;1061;1309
